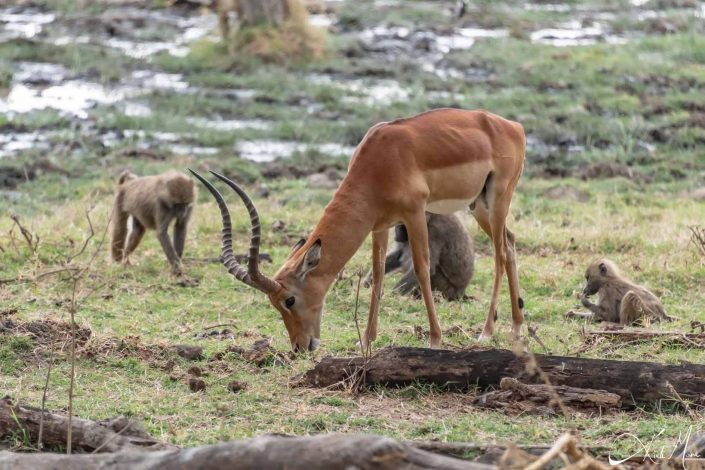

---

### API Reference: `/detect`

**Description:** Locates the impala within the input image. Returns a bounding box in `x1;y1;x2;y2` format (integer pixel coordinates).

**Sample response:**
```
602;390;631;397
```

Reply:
190;108;526;352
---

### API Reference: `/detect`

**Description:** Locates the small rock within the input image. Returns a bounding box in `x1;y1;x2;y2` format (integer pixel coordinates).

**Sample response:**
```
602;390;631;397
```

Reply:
175;275;199;288
687;187;705;201
271;220;286;231
254;184;270;198
227;380;248;393
174;345;204;361
542;186;590;202
189;378;206;392
307;172;338;189
187;366;202;377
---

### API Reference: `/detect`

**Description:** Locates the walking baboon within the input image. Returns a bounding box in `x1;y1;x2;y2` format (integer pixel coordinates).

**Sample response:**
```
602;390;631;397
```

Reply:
578;259;671;324
111;170;195;275
366;213;475;301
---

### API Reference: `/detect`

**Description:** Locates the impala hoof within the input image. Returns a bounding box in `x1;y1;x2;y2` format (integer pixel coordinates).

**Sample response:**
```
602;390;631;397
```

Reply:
477;331;493;342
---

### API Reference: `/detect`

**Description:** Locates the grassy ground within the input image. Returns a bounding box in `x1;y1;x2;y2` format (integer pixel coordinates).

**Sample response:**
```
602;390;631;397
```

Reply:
1;0;705;460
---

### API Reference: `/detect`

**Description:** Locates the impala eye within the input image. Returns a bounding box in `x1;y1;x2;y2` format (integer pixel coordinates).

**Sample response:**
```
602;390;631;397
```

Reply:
285;296;296;309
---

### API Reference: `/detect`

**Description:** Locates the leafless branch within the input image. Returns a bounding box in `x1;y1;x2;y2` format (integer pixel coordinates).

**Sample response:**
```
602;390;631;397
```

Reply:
66;206;96;265
65;205;113;454
10;214;39;254
37;354;55;450
689;225;705;258
527;324;551;355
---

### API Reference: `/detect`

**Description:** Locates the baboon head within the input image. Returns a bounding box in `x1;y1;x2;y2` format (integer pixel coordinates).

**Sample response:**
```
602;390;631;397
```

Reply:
190;170;325;353
583;258;619;296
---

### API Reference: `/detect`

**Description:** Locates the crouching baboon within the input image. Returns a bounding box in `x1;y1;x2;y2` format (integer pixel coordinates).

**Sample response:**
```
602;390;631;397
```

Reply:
111;170;195;275
366;213;475;301
579;259;672;324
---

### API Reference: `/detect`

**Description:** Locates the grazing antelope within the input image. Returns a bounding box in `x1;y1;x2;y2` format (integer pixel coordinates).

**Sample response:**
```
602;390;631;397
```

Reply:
191;108;525;352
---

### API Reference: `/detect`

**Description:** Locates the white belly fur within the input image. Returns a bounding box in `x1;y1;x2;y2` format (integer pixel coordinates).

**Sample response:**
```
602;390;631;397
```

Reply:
426;198;475;214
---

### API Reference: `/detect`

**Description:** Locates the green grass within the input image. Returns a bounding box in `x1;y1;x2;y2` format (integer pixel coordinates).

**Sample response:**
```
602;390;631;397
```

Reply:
1;0;705;460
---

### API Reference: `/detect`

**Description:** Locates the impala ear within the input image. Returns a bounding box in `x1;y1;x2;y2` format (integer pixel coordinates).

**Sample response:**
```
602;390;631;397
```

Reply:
292;238;306;251
297;239;321;279
287;238;307;260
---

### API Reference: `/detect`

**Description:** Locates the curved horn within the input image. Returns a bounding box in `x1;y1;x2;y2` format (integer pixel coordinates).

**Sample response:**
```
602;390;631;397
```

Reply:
188;169;280;294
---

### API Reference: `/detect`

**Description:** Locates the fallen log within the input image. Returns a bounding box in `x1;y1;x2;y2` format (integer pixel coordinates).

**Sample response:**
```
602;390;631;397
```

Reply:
474;377;621;414
0;397;176;453
0;434;493;470
300;347;705;406
585;329;705;348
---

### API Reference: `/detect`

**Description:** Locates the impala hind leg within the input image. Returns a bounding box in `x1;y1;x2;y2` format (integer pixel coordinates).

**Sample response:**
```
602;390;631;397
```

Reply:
362;229;389;347
471;194;523;340
404;210;442;348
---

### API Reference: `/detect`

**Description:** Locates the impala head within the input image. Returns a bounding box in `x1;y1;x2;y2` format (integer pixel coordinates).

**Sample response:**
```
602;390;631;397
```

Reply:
583;258;618;296
189;169;324;353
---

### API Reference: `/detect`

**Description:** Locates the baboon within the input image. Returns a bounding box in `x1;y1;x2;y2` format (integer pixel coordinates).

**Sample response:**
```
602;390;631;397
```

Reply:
111;170;195;275
579;259;671;324
366;213;475;301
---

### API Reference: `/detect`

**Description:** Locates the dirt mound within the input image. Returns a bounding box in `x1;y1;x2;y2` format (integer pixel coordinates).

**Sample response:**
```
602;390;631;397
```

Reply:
81;335;170;365
0;316;91;349
212;338;291;367
578;162;651;182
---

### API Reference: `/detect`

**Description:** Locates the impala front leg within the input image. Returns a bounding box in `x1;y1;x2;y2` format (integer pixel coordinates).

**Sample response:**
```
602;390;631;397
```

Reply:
405;210;442;348
363;229;389;347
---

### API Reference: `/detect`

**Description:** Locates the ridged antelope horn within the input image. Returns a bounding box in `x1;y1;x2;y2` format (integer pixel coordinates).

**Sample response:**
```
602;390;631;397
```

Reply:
188;169;280;294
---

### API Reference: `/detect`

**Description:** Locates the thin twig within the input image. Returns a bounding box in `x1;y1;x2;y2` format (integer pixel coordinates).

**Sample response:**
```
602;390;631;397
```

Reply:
91;421;133;454
527;324;551;354
10;214;39;253
201;323;238;331
525;433;575;470
67;276;78;455
37;354;55;450
65;206;112;454
689;226;705;258
352;271;366;360
66;206;96;265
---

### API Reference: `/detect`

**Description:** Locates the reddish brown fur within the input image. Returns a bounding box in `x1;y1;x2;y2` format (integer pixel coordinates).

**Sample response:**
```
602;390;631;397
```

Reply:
111;170;195;274
251;108;525;351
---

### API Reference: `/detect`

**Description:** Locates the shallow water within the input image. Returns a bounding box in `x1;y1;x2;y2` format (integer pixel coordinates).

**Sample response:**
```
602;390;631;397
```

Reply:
187;117;273;131
0;82;130;118
235;140;355;162
0;132;49;159
0;9;55;41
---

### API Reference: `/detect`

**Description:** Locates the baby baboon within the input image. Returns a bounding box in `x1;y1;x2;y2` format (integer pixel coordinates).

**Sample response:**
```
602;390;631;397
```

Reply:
579;259;671;324
366;213;475;301
111;170;195;275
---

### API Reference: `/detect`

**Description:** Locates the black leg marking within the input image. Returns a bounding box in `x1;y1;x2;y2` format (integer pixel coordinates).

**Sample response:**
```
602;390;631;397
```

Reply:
518;297;525;309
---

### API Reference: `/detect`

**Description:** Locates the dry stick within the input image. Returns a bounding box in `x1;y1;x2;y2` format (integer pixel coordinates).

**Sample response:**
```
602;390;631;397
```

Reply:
689;225;705;258
0;267;81;286
66;277;79;455
37;353;55;450
525;433;575;470
527;324;550;355
352;271;366;360
64;206;111;455
90;421;132;454
10;214;39;253
201;323;238;331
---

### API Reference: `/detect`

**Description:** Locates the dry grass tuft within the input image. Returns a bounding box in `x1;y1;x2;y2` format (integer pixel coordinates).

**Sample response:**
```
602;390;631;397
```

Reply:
231;0;327;63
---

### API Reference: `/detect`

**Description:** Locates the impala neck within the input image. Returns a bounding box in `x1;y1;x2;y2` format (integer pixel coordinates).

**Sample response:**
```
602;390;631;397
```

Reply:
307;182;376;287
